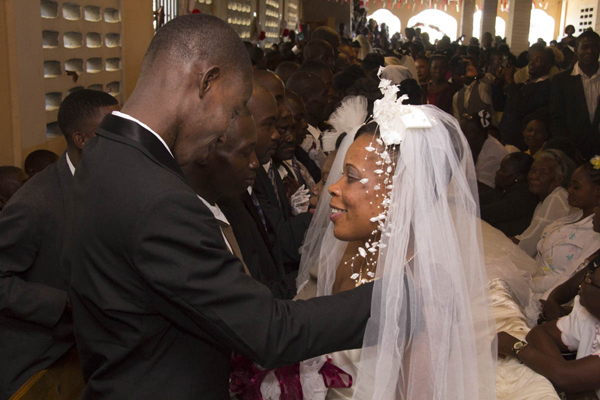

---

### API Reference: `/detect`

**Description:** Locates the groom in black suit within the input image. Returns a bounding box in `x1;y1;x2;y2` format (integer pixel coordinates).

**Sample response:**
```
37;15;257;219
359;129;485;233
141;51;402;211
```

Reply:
550;30;600;159
0;89;119;399
65;15;373;400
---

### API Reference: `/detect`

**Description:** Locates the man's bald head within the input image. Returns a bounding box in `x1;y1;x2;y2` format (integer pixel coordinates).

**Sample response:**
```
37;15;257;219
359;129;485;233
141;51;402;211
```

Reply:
286;71;331;126
0;166;28;210
338;43;357;64
312;26;341;52
254;69;285;103
248;79;280;164
275;61;300;84
285;90;309;145
125;14;253;168
300;61;333;88
141;14;251;78
303;40;335;71
286;71;327;100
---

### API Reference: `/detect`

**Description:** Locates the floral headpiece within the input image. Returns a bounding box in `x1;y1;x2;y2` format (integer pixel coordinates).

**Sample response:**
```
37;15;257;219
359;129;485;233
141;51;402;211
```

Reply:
372;67;432;146
591;155;600;170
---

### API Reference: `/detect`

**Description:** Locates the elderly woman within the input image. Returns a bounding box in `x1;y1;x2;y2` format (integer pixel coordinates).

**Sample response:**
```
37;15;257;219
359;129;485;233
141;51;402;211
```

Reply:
480;152;539;236
514;149;576;257
532;157;600;296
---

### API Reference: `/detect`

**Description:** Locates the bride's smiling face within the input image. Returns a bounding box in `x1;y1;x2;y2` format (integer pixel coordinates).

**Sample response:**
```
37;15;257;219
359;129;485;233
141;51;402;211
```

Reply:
329;133;389;242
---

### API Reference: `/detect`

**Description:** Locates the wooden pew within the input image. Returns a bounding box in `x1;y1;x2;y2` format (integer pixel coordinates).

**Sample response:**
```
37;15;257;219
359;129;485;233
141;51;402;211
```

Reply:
9;348;85;400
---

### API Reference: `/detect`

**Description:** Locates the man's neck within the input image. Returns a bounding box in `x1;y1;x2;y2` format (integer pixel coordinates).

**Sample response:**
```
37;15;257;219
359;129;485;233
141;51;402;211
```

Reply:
120;94;177;150
66;146;82;168
580;62;600;78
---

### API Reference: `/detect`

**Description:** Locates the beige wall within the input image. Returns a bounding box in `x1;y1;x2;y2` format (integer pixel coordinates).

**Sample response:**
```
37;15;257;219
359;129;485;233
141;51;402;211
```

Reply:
0;0;154;168
121;0;155;101
0;0;18;166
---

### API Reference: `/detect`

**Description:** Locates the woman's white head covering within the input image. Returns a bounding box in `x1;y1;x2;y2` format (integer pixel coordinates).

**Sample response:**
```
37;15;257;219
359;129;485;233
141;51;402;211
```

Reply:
380;65;413;85
298;71;497;400
355;35;372;61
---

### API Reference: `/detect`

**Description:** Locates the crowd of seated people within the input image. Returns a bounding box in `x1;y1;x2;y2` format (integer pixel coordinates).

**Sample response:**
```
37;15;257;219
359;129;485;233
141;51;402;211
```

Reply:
3;12;600;400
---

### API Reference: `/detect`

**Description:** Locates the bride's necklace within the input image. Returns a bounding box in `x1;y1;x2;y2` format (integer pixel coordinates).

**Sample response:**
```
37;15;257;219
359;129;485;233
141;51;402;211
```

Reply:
349;252;417;287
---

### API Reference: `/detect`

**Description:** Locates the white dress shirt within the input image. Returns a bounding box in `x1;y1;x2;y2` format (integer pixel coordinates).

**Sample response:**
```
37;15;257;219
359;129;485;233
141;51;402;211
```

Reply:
516;186;574;257
556;296;600;400
571;62;600;123
66;153;75;176
452;73;494;120
475;136;508;188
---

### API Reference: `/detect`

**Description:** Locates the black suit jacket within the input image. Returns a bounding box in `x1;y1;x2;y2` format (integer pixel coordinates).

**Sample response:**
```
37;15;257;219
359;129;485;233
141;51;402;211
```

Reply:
498;79;552;150
0;153;74;399
550;67;600;159
218;195;296;300
252;167;312;274
480;181;539;237
65;114;373;400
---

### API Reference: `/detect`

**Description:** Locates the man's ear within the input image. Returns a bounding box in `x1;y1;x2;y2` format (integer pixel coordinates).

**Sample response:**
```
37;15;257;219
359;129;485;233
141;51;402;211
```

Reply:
198;66;221;99
72;132;86;150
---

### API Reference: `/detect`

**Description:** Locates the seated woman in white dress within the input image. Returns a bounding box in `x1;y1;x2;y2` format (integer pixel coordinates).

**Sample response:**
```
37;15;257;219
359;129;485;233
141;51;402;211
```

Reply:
514;149;576;257
296;83;497;399
532;158;600;297
498;256;600;400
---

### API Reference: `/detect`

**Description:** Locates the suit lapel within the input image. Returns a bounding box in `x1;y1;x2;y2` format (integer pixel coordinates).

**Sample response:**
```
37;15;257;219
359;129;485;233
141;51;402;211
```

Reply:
255;168;279;207
570;73;591;122
96;114;187;183
55;152;74;215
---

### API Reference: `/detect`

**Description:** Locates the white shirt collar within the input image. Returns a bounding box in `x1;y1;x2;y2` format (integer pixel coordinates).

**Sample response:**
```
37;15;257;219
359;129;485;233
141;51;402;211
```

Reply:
572;62;600;79
196;195;230;226
262;160;272;173
66;152;75;176
529;74;551;83
112;111;174;158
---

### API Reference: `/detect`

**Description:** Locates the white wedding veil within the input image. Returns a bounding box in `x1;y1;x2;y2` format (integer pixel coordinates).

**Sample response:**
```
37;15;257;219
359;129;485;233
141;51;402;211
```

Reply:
298;78;497;399
297;96;368;296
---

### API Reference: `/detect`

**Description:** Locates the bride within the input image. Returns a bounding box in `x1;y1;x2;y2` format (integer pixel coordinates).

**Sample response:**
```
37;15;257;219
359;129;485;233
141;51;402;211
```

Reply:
296;76;498;399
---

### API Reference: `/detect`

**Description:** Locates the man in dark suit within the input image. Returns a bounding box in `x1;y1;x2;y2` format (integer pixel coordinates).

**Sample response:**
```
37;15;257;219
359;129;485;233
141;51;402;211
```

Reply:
497;44;554;149
65;15;373;400
550;30;600;159
180;106;294;299
252;71;313;274
0;89;119;399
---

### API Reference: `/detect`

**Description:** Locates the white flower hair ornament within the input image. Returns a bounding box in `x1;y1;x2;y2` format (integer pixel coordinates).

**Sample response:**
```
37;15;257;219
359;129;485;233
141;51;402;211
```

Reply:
321;96;368;152
373;67;432;147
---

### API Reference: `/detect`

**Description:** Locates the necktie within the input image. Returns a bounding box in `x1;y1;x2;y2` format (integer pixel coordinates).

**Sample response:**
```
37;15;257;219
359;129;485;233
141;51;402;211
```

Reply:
291;158;306;187
267;164;282;209
248;191;269;234
217;220;251;276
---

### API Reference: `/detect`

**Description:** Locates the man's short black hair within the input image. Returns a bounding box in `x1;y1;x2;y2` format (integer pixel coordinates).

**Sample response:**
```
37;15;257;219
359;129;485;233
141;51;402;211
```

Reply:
57;89;118;143
24;150;59;177
300;61;330;76
311;26;340;49
362;53;385;73
577;30;600;46
529;43;555;65
142;14;250;76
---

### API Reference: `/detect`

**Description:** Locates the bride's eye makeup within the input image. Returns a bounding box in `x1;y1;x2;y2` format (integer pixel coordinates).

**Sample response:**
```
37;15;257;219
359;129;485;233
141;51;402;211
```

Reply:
346;164;361;183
